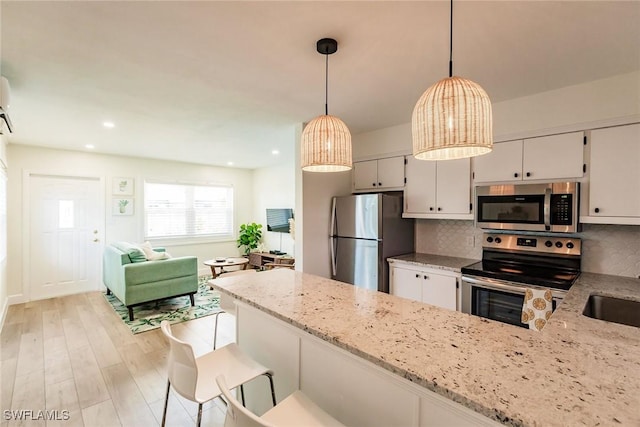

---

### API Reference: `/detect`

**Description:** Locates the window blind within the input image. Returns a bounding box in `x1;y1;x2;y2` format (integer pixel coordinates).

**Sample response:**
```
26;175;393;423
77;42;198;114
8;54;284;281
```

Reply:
144;181;234;239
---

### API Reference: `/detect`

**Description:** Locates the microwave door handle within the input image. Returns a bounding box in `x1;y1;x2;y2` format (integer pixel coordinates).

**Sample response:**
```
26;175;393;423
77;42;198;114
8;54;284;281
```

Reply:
544;188;552;231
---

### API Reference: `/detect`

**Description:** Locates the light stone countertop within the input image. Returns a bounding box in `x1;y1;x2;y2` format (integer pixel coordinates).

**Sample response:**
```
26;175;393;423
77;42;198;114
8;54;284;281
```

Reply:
210;269;640;427
387;252;479;272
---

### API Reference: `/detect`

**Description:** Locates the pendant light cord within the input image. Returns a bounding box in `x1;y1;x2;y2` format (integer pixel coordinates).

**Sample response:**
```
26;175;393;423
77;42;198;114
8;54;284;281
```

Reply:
325;53;329;115
449;0;453;78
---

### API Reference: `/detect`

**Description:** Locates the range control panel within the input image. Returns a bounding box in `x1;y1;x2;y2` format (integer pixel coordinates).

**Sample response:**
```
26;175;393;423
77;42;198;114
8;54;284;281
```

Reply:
483;233;581;256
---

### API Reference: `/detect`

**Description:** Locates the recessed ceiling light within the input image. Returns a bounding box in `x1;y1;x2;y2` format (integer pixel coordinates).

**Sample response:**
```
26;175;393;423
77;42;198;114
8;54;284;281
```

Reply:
227;161;234;166
103;121;115;128
272;150;280;155
85;144;95;149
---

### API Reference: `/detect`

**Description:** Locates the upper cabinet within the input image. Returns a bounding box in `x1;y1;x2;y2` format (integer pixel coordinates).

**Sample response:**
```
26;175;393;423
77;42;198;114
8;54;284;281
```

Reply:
472;140;523;182
353;156;405;192
403;155;472;219
473;132;584;183
583;123;640;224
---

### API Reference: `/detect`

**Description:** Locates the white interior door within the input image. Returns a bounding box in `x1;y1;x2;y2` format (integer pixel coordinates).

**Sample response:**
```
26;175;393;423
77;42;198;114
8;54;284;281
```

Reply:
29;174;104;300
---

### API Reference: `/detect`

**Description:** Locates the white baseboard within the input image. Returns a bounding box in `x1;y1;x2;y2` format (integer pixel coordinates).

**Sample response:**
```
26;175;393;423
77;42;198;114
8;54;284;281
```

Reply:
0;297;8;332
7;294;28;305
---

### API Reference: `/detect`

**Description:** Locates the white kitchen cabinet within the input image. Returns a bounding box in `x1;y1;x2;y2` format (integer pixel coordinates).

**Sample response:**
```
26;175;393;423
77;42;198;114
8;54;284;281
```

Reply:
523;132;584;180
390;263;458;311
404;155;471;219
472;140;523;182
473;132;584;183
353;156;405;192
585;123;640;223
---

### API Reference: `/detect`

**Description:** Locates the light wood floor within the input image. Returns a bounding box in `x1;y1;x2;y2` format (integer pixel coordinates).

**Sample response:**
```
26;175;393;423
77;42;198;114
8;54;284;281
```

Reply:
0;291;237;427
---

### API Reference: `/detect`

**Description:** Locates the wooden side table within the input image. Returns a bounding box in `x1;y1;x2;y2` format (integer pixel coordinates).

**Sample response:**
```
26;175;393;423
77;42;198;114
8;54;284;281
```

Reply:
203;258;249;278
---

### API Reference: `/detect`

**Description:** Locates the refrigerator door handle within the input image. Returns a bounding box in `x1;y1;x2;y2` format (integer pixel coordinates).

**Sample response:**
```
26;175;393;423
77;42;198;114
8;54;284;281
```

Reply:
330;237;337;277
330;197;337;236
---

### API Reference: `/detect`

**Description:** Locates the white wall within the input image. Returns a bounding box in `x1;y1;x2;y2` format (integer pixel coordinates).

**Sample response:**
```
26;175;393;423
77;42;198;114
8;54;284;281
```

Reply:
0;134;8;325
301;170;352;278
352;122;411;161
492;70;640;141
252;155;295;256
296;123;353;277
6;144;254;301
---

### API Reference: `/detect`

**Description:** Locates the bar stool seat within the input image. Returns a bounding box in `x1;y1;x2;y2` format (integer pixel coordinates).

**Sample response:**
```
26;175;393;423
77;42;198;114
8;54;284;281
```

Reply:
217;375;345;427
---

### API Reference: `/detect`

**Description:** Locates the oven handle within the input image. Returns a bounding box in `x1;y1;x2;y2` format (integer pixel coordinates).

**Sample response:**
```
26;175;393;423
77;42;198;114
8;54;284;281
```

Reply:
544;187;552;231
462;275;567;300
462;276;528;295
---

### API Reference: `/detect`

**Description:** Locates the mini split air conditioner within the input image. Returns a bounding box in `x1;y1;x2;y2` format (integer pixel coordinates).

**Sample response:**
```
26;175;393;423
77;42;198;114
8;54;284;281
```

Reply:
0;76;13;133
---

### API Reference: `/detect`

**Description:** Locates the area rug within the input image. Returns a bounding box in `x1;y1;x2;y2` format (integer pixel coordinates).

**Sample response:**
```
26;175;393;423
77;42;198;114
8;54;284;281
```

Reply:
104;276;221;334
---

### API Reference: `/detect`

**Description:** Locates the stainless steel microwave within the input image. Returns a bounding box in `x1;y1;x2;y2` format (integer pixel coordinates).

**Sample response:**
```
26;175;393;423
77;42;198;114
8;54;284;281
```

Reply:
475;182;580;233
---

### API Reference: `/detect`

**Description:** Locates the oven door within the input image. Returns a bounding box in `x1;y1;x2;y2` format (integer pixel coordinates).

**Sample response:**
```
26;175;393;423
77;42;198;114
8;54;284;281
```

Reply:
461;276;563;328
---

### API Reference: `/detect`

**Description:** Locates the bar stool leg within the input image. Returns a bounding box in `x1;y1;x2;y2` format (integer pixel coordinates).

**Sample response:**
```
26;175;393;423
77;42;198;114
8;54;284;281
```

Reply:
212;311;224;349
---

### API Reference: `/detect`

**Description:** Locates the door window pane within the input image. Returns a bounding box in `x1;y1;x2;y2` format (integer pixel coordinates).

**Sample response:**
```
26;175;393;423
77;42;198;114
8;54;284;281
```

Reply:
59;200;74;229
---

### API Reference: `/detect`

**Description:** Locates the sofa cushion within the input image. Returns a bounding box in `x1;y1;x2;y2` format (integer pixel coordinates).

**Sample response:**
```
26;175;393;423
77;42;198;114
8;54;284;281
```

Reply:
111;241;147;263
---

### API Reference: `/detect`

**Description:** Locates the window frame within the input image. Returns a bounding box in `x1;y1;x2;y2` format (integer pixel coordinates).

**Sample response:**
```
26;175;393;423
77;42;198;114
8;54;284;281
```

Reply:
143;180;235;244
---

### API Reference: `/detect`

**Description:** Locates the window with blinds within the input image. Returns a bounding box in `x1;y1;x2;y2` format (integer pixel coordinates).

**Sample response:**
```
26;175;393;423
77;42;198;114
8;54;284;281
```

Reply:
144;181;234;240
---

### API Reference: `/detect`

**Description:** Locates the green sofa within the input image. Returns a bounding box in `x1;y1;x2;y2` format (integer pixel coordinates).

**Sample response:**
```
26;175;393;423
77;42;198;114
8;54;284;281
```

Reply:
103;242;198;321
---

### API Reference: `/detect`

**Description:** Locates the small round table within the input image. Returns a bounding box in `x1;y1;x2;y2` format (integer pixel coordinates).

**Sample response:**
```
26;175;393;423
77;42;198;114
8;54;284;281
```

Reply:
203;258;249;278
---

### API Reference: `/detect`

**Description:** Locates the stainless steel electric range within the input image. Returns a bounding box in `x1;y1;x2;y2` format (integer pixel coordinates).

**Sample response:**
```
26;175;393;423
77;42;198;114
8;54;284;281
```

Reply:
461;232;581;328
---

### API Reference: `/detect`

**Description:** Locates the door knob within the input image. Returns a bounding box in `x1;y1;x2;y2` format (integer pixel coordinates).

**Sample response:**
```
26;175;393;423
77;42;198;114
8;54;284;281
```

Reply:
93;238;100;243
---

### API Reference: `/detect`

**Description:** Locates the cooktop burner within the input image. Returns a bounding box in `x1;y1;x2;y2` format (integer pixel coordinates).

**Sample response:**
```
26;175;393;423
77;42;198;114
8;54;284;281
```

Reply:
461;260;579;291
461;232;582;291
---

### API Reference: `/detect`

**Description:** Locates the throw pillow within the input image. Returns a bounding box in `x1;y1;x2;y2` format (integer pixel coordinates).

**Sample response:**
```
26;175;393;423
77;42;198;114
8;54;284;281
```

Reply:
111;241;147;263
140;241;170;261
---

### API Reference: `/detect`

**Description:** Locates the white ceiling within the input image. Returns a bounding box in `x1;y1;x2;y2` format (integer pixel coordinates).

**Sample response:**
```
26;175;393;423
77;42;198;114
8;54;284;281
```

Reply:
2;1;639;169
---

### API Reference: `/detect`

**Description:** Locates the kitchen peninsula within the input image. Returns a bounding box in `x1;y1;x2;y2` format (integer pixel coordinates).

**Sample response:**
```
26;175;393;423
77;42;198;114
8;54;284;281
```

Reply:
210;269;640;426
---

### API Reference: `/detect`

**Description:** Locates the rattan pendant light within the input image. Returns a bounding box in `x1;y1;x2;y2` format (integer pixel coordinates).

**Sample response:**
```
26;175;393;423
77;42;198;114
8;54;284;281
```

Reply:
301;38;352;172
412;0;493;161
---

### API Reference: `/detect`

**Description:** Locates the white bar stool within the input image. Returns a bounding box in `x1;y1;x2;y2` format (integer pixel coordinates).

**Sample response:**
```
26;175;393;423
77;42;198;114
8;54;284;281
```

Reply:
216;374;346;427
160;320;276;427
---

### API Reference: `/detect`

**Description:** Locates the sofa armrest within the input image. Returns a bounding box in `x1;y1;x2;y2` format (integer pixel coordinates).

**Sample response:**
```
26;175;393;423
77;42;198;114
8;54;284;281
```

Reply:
123;256;197;286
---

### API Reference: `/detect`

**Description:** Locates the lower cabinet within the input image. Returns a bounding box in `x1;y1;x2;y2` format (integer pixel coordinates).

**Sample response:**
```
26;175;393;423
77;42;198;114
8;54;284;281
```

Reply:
235;301;500;427
390;262;458;311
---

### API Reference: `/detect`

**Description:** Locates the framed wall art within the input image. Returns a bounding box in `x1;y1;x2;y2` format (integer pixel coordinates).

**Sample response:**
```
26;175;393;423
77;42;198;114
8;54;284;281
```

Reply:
112;198;134;216
113;177;134;196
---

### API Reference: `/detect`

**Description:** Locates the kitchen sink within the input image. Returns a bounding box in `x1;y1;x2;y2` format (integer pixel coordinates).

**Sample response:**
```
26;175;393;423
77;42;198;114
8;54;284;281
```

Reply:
582;294;640;328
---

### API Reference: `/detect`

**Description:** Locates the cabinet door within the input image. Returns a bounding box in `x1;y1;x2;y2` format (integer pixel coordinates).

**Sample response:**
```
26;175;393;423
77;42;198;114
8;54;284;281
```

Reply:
390;266;423;302
472;140;523;182
436;158;471;214
353;160;378;190
589;124;640;217
421;271;457;311
523;132;584;180
404;156;436;214
300;338;418;427
377;156;405;188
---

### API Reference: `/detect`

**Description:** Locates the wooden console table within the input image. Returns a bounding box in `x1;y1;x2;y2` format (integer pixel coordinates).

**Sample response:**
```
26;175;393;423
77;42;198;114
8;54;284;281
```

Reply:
248;252;293;268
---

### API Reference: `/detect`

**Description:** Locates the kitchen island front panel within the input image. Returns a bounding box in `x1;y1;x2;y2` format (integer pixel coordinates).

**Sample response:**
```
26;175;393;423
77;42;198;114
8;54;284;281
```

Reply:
210;269;640;426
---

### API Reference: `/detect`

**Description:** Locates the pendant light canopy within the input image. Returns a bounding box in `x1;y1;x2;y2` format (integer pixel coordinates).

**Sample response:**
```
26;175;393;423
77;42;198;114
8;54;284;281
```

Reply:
412;0;493;161
301;38;352;172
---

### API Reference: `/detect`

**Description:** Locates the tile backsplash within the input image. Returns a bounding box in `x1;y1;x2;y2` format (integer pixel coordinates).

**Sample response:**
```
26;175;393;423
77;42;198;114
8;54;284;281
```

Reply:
415;220;640;278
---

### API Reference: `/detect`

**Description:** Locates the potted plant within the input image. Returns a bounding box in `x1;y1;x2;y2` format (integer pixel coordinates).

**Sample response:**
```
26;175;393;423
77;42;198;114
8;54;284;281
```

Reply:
237;222;263;255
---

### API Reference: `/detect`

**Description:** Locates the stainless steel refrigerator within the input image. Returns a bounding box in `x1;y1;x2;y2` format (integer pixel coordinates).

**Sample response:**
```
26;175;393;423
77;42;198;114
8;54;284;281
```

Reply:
330;193;414;293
